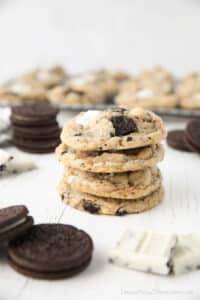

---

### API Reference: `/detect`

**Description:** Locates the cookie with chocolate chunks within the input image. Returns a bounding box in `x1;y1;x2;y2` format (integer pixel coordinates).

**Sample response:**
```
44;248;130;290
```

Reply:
8;224;93;279
0;206;33;247
61;108;166;151
58;179;164;216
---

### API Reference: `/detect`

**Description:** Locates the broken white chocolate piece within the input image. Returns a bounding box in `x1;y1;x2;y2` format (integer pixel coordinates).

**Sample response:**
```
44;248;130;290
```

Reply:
0;149;36;176
109;229;177;275
172;234;200;275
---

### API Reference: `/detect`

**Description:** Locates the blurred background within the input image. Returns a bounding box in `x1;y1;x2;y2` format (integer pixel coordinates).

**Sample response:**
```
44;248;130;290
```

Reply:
0;0;199;80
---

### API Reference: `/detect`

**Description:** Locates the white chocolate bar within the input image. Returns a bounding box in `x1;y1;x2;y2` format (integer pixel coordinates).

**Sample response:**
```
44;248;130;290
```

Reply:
0;149;36;176
109;229;177;275
172;234;200;275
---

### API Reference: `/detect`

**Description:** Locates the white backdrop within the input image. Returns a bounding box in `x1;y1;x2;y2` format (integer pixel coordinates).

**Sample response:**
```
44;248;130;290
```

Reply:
0;0;199;80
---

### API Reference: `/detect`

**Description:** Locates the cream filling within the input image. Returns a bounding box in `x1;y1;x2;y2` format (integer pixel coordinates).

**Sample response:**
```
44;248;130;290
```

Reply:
0;218;27;234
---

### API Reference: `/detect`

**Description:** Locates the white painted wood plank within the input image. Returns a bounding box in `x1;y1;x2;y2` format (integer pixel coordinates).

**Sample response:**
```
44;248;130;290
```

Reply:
1;115;200;300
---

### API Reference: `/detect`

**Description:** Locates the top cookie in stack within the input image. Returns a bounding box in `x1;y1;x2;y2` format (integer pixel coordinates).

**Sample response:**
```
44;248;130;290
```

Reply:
57;107;166;216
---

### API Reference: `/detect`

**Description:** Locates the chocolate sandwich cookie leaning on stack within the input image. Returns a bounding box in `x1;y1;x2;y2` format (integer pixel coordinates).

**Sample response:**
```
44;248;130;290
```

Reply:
8;224;93;279
56;107;166;216
0;206;33;247
11;103;61;153
184;120;200;153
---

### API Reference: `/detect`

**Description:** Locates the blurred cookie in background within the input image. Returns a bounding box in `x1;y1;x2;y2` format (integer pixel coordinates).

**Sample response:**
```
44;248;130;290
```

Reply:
115;85;178;109
176;73;200;109
48;81;105;106
0;81;47;103
65;69;129;105
135;66;175;94
16;65;67;89
0;65;67;104
115;66;177;109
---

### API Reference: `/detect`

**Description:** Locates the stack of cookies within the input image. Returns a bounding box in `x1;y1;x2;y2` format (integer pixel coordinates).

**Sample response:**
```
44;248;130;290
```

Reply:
11;103;60;153
56;107;166;216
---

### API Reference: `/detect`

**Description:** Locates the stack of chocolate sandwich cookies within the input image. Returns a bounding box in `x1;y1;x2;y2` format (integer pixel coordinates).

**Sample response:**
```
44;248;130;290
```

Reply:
0;206;93;279
11;103;60;153
57;107;166;216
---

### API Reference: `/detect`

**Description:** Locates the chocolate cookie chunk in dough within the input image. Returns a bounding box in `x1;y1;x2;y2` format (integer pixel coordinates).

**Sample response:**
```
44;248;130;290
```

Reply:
61;108;166;151
111;116;138;136
0;206;33;247
185;120;200;153
167;130;192;152
11;103;59;127
8;224;93;279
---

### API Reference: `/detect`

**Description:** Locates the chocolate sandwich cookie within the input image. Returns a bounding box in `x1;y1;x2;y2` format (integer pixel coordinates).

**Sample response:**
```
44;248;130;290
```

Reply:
11;103;59;127
8;224;93;279
13;124;61;139
167;130;191;152
13;135;60;153
185;120;200;153
0;206;33;247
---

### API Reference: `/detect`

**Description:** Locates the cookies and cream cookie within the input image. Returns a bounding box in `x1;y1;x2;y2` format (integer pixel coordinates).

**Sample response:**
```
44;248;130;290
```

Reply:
68;69;129;104
177;73;200;109
116;66;177;109
48;82;104;106
17;65;67;89
61;108;167;151
115;87;178;109
58;179;163;215
56;143;164;173
135;66;175;94
63;166;162;200
0;82;47;102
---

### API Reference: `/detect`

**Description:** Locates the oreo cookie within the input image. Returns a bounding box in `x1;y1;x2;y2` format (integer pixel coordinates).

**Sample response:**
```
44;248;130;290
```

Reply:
11;103;59;127
12;124;61;139
185;120;200;153
8;224;93;279
167;130;191;152
0;206;33;247
13;135;60;153
111;116;138;136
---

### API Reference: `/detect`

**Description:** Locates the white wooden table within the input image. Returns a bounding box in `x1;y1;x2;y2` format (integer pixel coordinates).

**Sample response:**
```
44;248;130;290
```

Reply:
1;112;200;300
